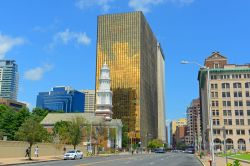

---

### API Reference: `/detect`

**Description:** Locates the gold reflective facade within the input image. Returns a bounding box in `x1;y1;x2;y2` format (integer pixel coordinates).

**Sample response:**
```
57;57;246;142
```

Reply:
95;12;158;144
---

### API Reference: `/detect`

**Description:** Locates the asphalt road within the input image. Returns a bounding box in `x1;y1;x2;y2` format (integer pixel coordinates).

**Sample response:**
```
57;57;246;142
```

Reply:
19;153;202;166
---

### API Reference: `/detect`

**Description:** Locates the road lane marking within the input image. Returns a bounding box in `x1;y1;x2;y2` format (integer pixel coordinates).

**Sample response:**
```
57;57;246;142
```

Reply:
75;156;133;166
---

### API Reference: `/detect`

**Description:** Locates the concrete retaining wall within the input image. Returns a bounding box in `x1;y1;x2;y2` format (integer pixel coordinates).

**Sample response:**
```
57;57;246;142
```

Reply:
0;141;87;158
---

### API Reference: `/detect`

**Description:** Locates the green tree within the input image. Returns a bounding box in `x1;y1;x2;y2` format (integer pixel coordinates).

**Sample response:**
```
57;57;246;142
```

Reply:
31;108;48;122
147;139;163;149
0;108;17;140
69;117;86;150
109;128;117;150
15;107;30;128
0;105;30;140
53;121;71;144
0;129;4;140
176;142;187;150
53;117;87;150
15;117;50;160
122;124;129;148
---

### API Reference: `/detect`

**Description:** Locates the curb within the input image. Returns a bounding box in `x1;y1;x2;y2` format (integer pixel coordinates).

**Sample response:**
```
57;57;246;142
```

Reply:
195;155;206;166
222;156;250;164
1;158;62;166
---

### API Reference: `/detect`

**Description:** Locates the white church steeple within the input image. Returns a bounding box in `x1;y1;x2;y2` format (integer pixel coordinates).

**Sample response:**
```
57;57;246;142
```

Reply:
95;63;113;121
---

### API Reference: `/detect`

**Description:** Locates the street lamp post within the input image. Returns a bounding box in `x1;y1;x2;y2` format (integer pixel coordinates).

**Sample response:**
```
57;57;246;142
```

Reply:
181;60;215;166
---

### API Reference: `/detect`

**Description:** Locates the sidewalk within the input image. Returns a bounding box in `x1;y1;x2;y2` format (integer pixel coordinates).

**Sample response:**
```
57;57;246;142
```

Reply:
0;155;63;166
0;152;132;165
198;155;249;166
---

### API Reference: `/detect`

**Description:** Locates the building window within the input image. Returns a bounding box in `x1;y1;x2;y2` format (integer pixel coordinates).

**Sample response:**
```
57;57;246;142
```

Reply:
246;101;250;106
226;130;233;135
211;75;217;80
222;92;230;98
234;101;243;107
212;110;219;116
246;91;250;97
245;82;250;88
223;101;231;107
212;101;219;107
214;63;220;68
244;74;250;79
213;119;220;125
213;129;221;135
222;83;230;89
223;110;232;116
221;75;230;79
232;74;242;79
247;110;250;116
234;91;242;98
248;119;250;125
213;129;220;135
211;92;218;98
224;119;232;125
211;84;218;89
236;130;245;135
235;110;244;116
235;119;244;125
233;83;242;89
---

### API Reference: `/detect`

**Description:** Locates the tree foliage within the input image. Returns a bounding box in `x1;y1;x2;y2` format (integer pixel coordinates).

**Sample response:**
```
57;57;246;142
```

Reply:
122;124;129;148
0;105;49;141
147;139;163;149
31;108;48;122
0;105;30;140
15;117;50;160
53;117;88;149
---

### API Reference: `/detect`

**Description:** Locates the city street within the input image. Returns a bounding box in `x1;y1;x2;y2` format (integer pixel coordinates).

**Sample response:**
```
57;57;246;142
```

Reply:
18;153;202;166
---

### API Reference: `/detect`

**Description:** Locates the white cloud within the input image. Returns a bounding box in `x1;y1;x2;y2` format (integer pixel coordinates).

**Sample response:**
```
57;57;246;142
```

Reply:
128;0;164;13
128;0;194;13
0;33;25;59
49;29;91;49
75;0;114;12
24;64;53;81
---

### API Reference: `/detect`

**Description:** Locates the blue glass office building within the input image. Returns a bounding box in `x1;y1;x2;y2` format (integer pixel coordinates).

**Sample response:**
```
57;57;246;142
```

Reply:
36;86;85;113
0;60;18;100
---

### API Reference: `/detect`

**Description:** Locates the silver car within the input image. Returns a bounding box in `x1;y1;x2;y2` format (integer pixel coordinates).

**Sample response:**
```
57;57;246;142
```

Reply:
64;150;83;160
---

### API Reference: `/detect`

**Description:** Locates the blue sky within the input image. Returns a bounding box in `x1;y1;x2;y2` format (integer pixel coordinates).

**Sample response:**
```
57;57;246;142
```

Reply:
0;0;250;126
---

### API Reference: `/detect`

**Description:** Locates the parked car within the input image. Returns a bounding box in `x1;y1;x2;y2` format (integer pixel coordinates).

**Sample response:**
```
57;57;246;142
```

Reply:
155;148;166;153
185;148;195;154
64;150;83;160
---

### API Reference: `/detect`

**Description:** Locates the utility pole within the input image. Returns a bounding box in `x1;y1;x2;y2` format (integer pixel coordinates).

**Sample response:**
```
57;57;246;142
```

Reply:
222;126;228;165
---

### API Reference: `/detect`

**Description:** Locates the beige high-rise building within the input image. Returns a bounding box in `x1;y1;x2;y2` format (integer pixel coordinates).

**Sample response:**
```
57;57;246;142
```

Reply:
199;52;250;152
170;118;187;147
81;90;95;113
186;98;201;147
157;42;166;143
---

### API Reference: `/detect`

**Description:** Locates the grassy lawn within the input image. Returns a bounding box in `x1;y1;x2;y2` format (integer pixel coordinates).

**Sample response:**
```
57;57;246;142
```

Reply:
218;153;250;161
229;154;250;161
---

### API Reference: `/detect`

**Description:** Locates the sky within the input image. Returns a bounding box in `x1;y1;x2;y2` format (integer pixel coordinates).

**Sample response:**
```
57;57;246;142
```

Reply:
0;0;250;127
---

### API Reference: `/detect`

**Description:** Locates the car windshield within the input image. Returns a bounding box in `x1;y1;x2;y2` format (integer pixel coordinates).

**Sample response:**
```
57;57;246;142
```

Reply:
67;151;76;153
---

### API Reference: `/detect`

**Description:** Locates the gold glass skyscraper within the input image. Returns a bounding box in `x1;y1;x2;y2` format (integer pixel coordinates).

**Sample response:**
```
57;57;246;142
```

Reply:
95;11;158;145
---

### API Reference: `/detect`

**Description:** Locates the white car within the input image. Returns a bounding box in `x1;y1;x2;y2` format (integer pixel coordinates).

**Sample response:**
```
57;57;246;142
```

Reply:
64;150;83;160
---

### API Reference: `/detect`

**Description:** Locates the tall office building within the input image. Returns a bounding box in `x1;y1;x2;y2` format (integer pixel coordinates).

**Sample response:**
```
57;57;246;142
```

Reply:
0;60;18;100
81;90;95;113
157;43;166;143
170;118;187;147
95;11;160;145
36;86;85;113
199;52;250;151
186;98;201;147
